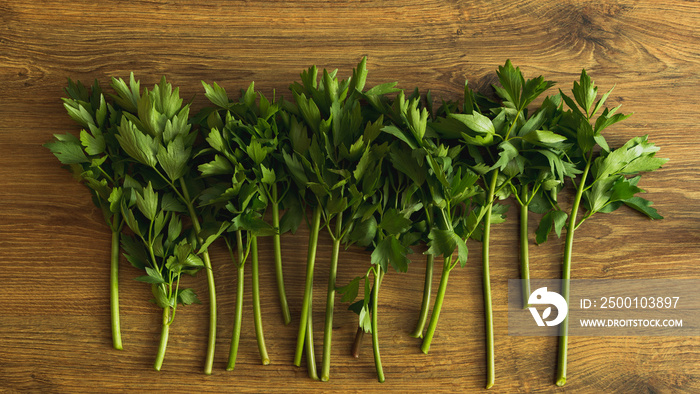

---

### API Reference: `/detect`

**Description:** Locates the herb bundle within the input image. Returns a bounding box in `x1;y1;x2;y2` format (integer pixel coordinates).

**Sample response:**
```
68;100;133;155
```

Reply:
46;60;666;387
45;78;126;350
283;58;403;381
110;74;222;374
551;70;667;386
120;181;203;370
196;81;289;369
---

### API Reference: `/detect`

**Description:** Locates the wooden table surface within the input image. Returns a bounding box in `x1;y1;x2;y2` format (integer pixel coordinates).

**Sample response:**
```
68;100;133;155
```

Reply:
1;1;699;392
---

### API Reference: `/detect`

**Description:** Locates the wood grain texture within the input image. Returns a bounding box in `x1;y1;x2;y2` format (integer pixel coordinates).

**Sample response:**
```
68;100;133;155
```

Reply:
1;0;699;392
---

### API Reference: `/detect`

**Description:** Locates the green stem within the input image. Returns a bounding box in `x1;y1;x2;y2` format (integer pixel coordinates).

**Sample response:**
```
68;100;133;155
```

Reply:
520;185;531;309
305;292;319;380
110;214;123;350
371;268;385;383
503;108;523;141
420;256;452;354
410;253;435;338
294;206;322;368
483;170;498;390
271;184;291;325
321;213;343;381
226;231;245;371
169;275;180;325
251;235;270;365
154;307;170;371
179;178;217;375
557;156;592;387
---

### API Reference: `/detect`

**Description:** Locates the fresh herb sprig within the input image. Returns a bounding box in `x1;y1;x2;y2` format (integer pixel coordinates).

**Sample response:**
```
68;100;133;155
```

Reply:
502;92;579;308
367;89;488;355
198;82;290;369
404;91;458;340
553;70;668;386
431;60;558;388
339;165;419;382
120;181;203;370
282;66;336;380
110;74;221;375
199;80;297;327
480;61;556;389
283;57;398;381
335;87;435;382
45;78;127;350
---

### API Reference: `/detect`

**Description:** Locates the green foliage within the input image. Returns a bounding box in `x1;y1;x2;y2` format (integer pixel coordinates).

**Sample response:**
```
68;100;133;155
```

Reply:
120;181;203;314
47;60;667;381
561;71;668;226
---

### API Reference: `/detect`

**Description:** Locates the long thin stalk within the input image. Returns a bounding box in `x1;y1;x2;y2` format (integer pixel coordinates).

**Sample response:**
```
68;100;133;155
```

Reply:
321;213;343;381
154;307;170;371
179;178;217;375
371;268;385;383
305;292;319;380
294;206;322;367
110;213;123;350
251;235;270;365
226;231;245;371
482;170;498;390
520;185;531;309
420;256;452;354
556;157;592;387
271;184;291;325
410;253;434;338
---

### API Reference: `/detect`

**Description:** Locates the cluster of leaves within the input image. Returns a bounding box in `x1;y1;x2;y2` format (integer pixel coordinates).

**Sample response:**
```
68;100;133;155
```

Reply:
46;74;219;372
45;78;128;350
47;60;666;386
281;59;416;381
110;74;208;324
120;182;202;310
197;80;299;369
46;78;125;233
548;71;667;387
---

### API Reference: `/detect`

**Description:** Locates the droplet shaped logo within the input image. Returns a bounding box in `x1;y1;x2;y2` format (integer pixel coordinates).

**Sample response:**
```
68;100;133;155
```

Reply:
528;287;568;327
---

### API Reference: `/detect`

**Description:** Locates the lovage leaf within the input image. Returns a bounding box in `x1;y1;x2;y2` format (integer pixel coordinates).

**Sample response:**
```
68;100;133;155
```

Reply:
135;266;166;284
156;137;191;181
198;154;233;177
522;129;567;146
202;81;230;109
448;112;496;137
135;182;158;221
177;288;201;305
336;276;361;303
45;134;89;164
116;118;158;167
371;235;412;273
121;234;148;270
378;208;412;235
79;127;106;156
427;228;469;267
622;196;663;220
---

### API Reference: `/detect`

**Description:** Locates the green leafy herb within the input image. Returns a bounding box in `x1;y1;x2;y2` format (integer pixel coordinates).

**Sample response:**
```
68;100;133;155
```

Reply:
120;182;203;370
47;61;666;387
111;74;220;375
373;89;486;358
45;78;126;350
198;81;291;369
553;70;668;386
284;57;401;381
